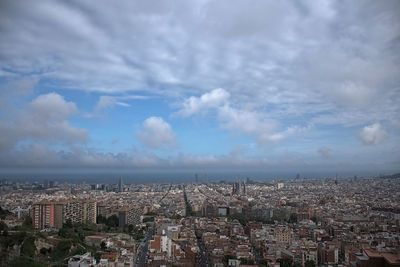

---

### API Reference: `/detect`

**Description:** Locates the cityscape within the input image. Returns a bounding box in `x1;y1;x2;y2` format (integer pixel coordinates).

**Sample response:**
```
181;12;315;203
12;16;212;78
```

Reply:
1;0;400;266
1;174;400;266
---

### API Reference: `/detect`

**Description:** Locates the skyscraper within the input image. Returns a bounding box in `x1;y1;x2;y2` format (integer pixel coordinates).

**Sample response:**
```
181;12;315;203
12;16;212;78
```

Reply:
118;177;123;192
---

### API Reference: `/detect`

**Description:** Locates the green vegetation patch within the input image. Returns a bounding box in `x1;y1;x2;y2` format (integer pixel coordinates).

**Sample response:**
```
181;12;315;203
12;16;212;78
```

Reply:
10;257;45;267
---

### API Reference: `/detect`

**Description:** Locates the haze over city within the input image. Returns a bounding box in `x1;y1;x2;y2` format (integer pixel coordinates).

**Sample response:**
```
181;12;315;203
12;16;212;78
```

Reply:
1;0;400;181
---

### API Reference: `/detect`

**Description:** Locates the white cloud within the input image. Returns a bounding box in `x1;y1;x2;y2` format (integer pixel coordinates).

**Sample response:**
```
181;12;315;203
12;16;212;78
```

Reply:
137;117;176;149
359;123;387;145
0;92;87;150
265;126;309;143
0;0;399;128
219;105;309;143
94;95;148;112
23;93;88;143
178;88;230;117
30;92;78;119
0;1;399;170
178;89;309;143
95;96;130;111
217;104;277;143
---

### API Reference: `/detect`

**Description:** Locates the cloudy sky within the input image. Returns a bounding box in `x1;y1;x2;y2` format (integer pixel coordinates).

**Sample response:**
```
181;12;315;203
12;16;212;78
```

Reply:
0;0;399;176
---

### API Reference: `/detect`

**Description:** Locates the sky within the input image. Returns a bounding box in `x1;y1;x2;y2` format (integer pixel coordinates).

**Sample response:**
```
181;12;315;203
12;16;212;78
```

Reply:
0;0;399;178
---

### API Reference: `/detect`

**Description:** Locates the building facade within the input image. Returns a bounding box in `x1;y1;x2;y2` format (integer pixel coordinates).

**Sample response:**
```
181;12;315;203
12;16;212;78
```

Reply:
32;199;96;229
118;206;142;227
32;201;54;229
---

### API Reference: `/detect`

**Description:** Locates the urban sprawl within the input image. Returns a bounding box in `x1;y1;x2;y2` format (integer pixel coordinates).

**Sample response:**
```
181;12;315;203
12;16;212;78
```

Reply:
0;175;399;267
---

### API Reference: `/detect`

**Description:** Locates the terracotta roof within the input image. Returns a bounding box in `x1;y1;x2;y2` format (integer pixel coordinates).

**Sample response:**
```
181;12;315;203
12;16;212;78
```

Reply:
364;249;400;265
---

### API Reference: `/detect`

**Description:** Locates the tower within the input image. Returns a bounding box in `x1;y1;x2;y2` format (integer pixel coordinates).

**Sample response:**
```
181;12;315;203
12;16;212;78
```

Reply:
241;180;246;195
232;177;246;195
118;177;123;192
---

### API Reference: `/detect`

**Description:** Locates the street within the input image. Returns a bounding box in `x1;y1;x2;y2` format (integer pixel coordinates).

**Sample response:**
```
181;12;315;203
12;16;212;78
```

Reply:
196;235;210;267
135;228;154;267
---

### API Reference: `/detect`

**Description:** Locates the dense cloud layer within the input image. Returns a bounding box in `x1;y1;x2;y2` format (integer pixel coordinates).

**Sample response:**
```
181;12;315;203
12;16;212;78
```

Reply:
0;91;87;150
0;0;399;172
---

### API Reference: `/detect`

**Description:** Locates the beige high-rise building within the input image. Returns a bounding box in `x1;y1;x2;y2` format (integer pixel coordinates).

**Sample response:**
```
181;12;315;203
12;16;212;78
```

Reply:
63;200;83;224
274;226;292;244
118;206;142;227
83;200;97;224
32;199;96;229
63;199;97;224
54;203;64;229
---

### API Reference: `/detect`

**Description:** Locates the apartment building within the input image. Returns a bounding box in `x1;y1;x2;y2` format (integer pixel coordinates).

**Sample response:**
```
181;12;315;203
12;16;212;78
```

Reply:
32;199;96;229
118;206;142;227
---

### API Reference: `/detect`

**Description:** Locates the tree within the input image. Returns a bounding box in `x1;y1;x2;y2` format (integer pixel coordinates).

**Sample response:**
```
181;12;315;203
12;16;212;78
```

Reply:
227;213;248;226
100;241;106;250
64;219;73;228
133;232;144;241
224;254;236;264
310;216;318;223
21;236;36;258
240;258;254;265
0;221;8;232
94;252;101;263
183;190;194;217
258;259;271;266
23;216;33;228
50;240;71;261
288;213;298;223
105;215;119;228
277;258;293;267
305;260;315;267
10;257;44;267
97;215;106;224
171;214;182;220
143;217;154;223
0;206;12;219
58;227;67;238
82;223;97;231
271;215;282;222
40;247;48;255
15;231;27;244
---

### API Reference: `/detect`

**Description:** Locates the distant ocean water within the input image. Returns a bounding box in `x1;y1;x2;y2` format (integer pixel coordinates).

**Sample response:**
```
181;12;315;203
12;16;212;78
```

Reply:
0;168;386;184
